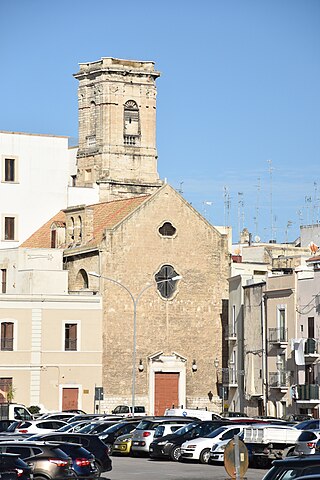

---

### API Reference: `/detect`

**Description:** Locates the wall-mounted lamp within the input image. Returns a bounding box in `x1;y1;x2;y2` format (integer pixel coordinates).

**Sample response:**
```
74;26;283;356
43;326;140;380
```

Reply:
138;359;144;372
214;358;219;369
192;359;197;372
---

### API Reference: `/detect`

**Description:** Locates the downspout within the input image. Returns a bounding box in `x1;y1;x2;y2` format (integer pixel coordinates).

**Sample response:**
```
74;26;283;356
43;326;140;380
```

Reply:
262;291;268;416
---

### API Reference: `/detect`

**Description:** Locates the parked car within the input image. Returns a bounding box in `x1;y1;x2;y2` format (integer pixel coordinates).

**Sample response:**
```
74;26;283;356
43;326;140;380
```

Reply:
149;419;231;461
66;415;104;424
53;442;98;479
28;432;112;475
111;405;146;417
0;441;74;480
180;424;244;464
16;419;68;434
0;453;32;480
262;454;320;480
112;433;134;456
131;417;196;456
37;413;76;421
296;420;320;431
98;421;140;453
294;430;320;456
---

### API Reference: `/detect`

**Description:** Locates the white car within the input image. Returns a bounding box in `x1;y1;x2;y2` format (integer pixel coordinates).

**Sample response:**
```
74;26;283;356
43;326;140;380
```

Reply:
16;419;68;434
209;434;243;463
180;425;244;464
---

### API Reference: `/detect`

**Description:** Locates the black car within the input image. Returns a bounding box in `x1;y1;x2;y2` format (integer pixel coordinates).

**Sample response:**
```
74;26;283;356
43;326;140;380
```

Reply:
98;421;140;452
0;453;32;480
262;455;320;480
28;432;112;475
149;419;231;461
55;442;98;479
0;441;74;480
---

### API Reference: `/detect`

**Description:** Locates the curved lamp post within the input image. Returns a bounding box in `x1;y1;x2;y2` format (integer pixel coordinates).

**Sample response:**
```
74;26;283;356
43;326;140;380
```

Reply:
88;271;182;417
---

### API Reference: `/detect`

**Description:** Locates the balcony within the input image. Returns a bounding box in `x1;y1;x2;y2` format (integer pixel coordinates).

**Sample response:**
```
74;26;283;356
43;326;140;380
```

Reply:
224;325;237;341
268;327;288;347
296;384;320;403
124;134;140;146
304;338;320;362
269;370;289;391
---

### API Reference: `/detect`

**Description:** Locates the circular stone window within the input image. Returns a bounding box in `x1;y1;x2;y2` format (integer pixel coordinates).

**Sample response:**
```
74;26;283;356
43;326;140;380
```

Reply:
155;265;180;299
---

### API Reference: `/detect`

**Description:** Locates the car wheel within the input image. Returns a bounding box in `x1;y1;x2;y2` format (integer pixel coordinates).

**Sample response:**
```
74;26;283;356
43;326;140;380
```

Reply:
94;462;102;477
170;446;181;462
283;446;295;457
199;448;210;464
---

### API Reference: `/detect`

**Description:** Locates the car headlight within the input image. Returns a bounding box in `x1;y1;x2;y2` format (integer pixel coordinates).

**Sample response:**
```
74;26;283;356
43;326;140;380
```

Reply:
211;445;218;452
186;445;196;451
157;441;168;446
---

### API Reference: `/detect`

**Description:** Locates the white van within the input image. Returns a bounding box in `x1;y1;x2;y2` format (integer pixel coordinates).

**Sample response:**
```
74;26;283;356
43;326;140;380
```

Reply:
164;408;221;421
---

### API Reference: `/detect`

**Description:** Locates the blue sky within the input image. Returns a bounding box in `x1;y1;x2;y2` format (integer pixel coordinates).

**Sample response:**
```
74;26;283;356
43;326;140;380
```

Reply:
1;0;319;243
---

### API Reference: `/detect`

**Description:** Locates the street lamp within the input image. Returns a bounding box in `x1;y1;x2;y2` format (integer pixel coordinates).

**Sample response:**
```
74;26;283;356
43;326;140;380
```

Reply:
214;358;227;414
88;271;182;417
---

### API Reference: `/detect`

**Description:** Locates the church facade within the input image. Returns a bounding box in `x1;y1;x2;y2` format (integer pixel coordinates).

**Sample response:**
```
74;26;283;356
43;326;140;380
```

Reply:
20;57;231;414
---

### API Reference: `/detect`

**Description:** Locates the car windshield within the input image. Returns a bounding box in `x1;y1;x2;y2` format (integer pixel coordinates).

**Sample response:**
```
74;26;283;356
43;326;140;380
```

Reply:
78;422;101;433
168;422;199;436
296;420;319;430
206;426;227;438
100;423;123;434
57;424;73;432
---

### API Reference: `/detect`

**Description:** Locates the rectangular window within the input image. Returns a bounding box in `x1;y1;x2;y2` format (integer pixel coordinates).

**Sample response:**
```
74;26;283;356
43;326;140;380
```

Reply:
0;378;12;403
4;217;15;240
1;269;6;294
4;159;15;182
278;308;286;342
1;322;13;351
65;323;77;351
308;317;315;338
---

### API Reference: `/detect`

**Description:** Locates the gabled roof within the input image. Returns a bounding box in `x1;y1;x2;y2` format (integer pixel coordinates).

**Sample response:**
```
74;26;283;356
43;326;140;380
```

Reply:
21;195;150;249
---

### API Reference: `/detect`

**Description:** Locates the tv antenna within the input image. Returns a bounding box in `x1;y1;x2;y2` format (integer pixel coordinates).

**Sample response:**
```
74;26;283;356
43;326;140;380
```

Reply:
267;160;275;242
223;186;231;226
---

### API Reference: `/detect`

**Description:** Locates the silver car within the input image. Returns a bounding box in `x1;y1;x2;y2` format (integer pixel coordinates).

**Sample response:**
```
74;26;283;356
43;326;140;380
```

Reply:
131;417;192;455
294;429;320;456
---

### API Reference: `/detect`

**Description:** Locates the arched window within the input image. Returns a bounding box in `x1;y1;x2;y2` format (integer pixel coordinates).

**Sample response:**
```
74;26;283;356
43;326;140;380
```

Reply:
155;265;180;299
78;216;82;241
70;217;75;240
75;269;89;290
159;222;176;237
124;100;140;145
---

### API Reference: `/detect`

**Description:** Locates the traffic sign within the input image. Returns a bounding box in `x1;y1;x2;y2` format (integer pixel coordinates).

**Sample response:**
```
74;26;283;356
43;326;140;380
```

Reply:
224;436;249;479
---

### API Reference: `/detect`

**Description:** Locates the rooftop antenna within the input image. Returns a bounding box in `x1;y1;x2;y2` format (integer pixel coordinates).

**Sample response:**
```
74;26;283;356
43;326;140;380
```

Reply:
223;186;231;226
267;160;274;242
297;209;303;227
254;177;261;238
177;181;184;194
237;192;244;242
285;220;293;244
202;201;213;219
313;181;319;225
305;196;312;225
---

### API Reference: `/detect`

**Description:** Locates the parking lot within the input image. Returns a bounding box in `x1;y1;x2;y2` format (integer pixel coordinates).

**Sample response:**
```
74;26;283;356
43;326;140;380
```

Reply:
105;455;269;480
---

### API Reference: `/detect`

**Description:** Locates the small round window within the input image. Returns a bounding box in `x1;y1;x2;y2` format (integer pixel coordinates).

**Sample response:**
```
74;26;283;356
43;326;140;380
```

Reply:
159;222;176;237
155;265;180;299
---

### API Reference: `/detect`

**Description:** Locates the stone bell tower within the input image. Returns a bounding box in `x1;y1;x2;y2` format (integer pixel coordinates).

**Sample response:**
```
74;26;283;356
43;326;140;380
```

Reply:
74;57;163;201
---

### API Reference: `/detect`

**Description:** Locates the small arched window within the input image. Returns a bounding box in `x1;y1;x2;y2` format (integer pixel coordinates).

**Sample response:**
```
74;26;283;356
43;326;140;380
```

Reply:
155;265;180;299
78;216;82;240
159;222;176;237
70;217;75;240
75;269;89;290
124;100;140;145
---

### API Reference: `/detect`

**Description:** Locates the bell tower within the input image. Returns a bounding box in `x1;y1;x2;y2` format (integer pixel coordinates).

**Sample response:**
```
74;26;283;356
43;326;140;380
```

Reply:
74;57;163;201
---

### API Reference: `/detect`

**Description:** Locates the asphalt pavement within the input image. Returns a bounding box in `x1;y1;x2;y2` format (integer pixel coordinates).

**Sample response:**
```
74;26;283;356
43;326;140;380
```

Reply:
104;455;269;480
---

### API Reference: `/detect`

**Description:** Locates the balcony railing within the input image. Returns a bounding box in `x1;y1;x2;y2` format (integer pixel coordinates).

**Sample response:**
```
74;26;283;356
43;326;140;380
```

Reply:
297;384;319;401
0;338;13;351
269;370;289;389
268;327;288;345
65;339;77;351
124;135;140;146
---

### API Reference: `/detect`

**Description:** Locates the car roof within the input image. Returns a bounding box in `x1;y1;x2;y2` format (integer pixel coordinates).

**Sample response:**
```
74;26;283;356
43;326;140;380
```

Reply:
272;454;320;466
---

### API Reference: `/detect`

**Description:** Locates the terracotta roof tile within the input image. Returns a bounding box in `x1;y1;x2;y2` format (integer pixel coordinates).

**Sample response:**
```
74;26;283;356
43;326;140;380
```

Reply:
21;196;150;249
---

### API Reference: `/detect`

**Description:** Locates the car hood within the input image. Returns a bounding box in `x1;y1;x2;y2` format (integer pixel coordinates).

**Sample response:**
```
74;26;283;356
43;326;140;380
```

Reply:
182;437;215;447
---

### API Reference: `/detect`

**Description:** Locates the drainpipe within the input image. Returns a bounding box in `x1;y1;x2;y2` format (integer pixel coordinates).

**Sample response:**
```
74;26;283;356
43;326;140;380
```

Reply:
262;291;268;416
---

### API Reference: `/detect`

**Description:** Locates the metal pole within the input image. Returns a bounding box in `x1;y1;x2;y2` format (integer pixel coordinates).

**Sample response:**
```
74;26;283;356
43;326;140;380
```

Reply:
132;300;137;418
